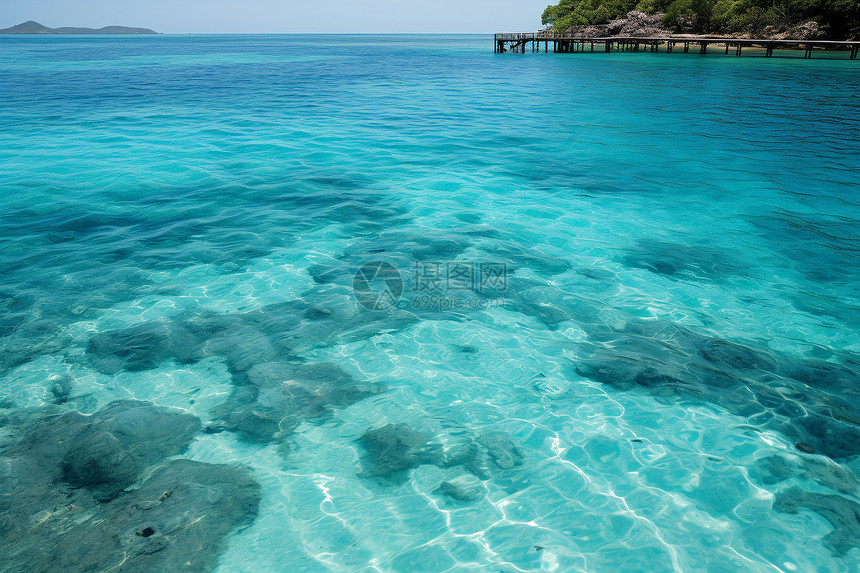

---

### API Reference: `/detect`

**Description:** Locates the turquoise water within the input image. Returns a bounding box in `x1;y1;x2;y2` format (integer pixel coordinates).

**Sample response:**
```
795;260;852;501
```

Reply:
1;34;860;572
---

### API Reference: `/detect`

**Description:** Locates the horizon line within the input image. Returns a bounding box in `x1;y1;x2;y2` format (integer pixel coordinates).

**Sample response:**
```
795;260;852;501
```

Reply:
0;31;509;35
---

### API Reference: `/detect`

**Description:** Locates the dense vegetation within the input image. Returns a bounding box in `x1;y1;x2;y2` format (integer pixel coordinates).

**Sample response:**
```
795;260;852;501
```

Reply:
541;0;860;38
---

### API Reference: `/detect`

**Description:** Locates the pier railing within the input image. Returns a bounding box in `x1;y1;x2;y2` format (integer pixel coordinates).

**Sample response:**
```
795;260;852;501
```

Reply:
494;33;860;59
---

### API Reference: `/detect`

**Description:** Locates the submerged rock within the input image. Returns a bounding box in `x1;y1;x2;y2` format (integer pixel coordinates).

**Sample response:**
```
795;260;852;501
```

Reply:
358;423;523;488
84;287;421;377
342;232;472;268
434;474;487;501
0;185;414;374
0;400;259;572
61;429;140;499
5;400;199;502
0;318;73;373
212;361;384;443
48;374;73;404
575;266;616;281
699;339;777;371
87;321;204;374
757;455;801;485
621;238;741;281
358;423;443;483
74;227;578;383
757;454;859;494
448;432;525;479
504;278;605;331
4;459;259;572
478;241;571;277
574;318;860;460
774;487;860;556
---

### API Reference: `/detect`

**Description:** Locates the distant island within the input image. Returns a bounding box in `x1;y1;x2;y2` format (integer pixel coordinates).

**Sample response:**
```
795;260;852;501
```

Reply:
0;21;157;34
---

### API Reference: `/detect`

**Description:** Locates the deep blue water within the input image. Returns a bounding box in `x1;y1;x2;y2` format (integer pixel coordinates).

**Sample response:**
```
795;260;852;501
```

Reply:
1;34;859;572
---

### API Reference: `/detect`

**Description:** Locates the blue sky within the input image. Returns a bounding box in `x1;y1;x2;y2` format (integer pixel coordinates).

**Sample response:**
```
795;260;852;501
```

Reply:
3;0;551;34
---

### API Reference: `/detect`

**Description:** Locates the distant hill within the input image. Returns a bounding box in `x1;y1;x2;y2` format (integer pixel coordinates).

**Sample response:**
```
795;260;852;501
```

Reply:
0;20;158;34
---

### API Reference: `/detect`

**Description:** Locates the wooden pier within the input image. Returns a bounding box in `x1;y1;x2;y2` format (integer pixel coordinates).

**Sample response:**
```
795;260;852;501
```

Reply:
494;33;860;59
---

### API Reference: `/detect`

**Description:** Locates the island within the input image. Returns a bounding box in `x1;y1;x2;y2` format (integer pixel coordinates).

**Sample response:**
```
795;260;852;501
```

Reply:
540;0;858;41
496;0;858;57
0;21;158;34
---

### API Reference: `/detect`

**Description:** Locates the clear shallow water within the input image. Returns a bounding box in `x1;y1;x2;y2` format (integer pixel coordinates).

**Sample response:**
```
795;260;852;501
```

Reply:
1;34;859;572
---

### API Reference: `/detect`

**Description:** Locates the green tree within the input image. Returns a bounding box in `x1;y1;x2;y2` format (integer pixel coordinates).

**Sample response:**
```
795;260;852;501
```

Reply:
541;0;859;37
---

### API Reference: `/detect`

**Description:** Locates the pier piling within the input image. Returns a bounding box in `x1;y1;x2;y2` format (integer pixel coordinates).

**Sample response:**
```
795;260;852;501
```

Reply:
494;33;860;60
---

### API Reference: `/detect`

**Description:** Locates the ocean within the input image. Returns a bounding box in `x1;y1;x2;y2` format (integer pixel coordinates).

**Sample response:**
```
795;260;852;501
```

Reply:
1;34;859;572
